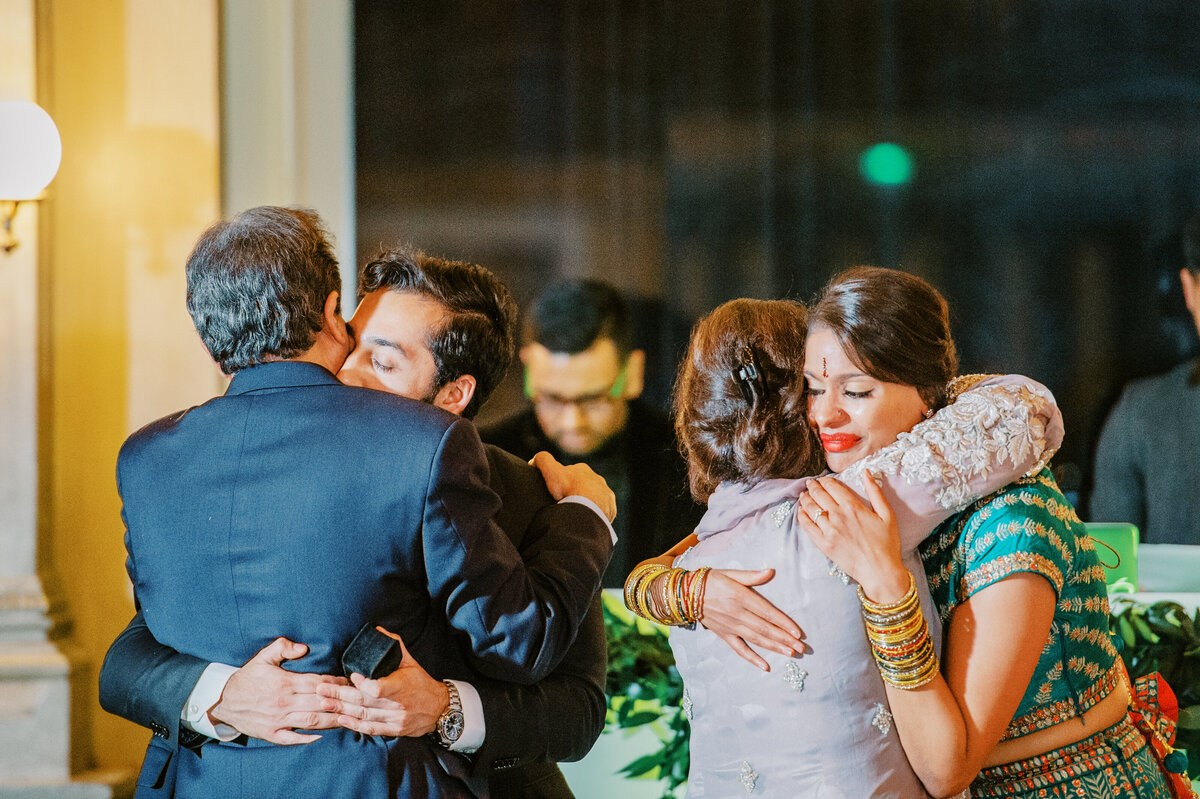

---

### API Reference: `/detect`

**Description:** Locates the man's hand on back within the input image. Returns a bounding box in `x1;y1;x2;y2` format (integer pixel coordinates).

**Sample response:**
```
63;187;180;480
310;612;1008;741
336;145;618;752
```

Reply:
209;637;348;745
530;451;617;521
317;628;448;738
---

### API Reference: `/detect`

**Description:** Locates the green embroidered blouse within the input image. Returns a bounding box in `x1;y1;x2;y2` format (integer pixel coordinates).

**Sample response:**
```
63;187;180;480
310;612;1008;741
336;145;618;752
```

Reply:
919;468;1120;740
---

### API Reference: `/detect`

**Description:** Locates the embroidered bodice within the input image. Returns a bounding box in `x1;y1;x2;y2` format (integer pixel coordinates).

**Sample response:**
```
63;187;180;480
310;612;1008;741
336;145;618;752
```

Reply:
919;468;1120;741
669;375;1062;797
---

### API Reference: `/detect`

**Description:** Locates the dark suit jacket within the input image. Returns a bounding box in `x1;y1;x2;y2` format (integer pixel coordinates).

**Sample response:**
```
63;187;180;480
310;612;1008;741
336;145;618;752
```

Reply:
482;400;705;588
110;362;609;799
102;442;607;799
468;448;606;799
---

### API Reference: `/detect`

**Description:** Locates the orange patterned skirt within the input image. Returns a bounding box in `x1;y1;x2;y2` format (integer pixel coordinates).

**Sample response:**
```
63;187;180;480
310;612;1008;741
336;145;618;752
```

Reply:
971;713;1172;798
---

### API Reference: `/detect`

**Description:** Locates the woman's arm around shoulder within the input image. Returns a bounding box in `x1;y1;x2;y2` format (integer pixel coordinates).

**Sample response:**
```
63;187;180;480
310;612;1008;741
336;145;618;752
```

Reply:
625;535;806;670
836;373;1064;551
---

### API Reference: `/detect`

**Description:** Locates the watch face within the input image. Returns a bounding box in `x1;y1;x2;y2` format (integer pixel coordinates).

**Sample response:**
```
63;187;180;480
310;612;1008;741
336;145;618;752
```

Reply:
440;710;465;742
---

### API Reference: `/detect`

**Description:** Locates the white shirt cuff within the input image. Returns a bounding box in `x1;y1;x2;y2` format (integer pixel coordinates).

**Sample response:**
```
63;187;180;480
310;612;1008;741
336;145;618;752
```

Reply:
559;496;618;545
447;679;485;753
181;662;240;742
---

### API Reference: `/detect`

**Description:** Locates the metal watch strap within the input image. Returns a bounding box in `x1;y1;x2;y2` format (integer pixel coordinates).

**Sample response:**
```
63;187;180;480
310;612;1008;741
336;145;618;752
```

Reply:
435;679;464;748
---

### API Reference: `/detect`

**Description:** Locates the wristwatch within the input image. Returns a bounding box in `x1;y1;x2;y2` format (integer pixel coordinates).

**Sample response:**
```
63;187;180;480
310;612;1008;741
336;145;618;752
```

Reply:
434;680;465;748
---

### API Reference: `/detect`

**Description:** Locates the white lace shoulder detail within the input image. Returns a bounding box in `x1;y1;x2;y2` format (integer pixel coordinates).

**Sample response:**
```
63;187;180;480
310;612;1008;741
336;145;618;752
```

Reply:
840;375;1060;512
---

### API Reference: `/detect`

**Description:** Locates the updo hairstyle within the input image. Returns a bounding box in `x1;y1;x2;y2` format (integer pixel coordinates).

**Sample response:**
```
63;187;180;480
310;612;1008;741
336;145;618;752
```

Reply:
673;298;822;503
810;266;958;410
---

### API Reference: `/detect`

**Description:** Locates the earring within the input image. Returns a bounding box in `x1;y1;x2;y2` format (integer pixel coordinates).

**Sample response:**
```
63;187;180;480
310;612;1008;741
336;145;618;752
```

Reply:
923;408;934;419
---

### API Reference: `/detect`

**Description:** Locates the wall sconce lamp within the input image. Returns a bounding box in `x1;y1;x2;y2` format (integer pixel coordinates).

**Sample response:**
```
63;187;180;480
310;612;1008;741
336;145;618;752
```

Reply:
0;101;63;254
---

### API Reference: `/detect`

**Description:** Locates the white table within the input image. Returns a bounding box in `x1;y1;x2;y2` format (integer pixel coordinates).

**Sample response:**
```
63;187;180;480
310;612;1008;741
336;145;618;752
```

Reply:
1137;544;1200;593
1109;592;1200;614
560;726;669;799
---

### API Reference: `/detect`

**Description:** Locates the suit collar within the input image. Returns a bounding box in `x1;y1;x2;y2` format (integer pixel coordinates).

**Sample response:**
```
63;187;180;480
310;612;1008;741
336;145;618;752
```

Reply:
225;361;342;396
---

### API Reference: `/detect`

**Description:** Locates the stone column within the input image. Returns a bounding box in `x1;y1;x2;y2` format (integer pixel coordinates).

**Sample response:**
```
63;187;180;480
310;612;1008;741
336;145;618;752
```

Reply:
0;176;126;799
0;1;128;795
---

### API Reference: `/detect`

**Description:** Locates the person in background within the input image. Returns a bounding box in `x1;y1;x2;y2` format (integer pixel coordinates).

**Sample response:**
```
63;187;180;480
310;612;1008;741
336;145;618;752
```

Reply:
483;279;705;587
1091;212;1200;545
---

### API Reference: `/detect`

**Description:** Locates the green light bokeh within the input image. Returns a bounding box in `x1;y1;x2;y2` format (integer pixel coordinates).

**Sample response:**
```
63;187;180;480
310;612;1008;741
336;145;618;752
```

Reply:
859;142;914;186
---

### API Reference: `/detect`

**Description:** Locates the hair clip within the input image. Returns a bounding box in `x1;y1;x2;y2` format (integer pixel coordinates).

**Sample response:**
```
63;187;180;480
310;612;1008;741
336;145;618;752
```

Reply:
732;346;766;406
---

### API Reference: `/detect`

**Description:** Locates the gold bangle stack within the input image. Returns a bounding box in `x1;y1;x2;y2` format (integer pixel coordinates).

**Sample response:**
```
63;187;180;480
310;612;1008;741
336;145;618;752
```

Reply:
624;563;712;627
859;572;939;690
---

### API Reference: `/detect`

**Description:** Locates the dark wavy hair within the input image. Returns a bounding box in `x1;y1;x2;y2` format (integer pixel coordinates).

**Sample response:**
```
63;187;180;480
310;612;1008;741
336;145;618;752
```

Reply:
359;247;517;420
186;206;341;374
674;298;822;502
525;279;632;357
810;266;958;410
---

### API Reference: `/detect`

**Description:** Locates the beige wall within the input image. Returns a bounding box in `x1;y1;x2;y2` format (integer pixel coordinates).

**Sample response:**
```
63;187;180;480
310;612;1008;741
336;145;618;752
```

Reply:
220;0;355;301
35;0;223;773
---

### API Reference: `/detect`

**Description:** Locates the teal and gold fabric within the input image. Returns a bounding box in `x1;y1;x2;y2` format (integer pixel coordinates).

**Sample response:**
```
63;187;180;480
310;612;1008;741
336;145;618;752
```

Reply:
920;468;1121;741
970;714;1172;798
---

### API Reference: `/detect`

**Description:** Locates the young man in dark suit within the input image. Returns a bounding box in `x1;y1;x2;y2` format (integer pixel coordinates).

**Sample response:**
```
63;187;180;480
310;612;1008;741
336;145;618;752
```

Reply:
104;209;612;798
482;280;705;588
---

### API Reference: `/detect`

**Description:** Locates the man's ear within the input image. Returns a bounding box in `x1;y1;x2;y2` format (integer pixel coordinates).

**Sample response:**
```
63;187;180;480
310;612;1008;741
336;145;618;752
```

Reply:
433;375;477;417
621;349;646;399
1182;268;1198;314
324;291;351;348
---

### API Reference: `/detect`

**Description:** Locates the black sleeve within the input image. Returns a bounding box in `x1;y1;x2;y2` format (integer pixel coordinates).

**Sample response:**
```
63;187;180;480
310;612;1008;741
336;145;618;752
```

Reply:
99;610;210;749
469;590;607;776
1089;388;1145;527
423;419;613;684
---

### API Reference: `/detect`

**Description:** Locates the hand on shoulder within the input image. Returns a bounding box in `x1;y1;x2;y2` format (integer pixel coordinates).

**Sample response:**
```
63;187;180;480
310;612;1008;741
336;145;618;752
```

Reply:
529;451;617;521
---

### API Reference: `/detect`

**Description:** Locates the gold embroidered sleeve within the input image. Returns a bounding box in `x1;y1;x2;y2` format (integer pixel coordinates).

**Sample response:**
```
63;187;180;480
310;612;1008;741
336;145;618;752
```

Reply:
843;374;1063;513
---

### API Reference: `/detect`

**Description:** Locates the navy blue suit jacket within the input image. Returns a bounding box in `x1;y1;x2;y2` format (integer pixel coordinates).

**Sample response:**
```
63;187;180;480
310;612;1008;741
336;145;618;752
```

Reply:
115;362;609;798
102;445;606;799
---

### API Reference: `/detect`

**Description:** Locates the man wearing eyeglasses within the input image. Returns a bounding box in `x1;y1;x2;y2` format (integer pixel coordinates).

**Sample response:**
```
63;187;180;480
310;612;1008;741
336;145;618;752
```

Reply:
482;280;705;587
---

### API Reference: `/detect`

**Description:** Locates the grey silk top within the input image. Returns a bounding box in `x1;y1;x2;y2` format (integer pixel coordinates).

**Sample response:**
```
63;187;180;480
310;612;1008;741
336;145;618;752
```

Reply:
1091;358;1200;545
670;374;1063;798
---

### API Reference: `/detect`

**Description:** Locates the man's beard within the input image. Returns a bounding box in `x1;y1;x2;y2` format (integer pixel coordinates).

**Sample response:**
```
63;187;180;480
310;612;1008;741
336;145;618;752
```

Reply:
419;382;442;406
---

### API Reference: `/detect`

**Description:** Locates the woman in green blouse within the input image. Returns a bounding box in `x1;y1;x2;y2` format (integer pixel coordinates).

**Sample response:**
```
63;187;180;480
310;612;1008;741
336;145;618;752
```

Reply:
800;267;1176;798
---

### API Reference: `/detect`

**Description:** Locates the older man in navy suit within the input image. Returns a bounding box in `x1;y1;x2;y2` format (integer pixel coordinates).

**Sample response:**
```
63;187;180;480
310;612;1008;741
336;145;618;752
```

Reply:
111;207;612;798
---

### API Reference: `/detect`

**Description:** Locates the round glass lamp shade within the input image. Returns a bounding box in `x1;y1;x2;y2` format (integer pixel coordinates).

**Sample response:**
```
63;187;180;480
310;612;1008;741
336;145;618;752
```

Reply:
0;101;62;200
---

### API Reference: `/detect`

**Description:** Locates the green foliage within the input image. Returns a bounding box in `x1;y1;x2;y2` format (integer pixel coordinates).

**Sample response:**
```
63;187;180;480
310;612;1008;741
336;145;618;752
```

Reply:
1109;598;1200;779
602;593;689;799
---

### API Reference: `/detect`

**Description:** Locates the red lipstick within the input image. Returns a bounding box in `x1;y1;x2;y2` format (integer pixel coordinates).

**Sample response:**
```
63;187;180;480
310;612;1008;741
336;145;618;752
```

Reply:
820;433;861;453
